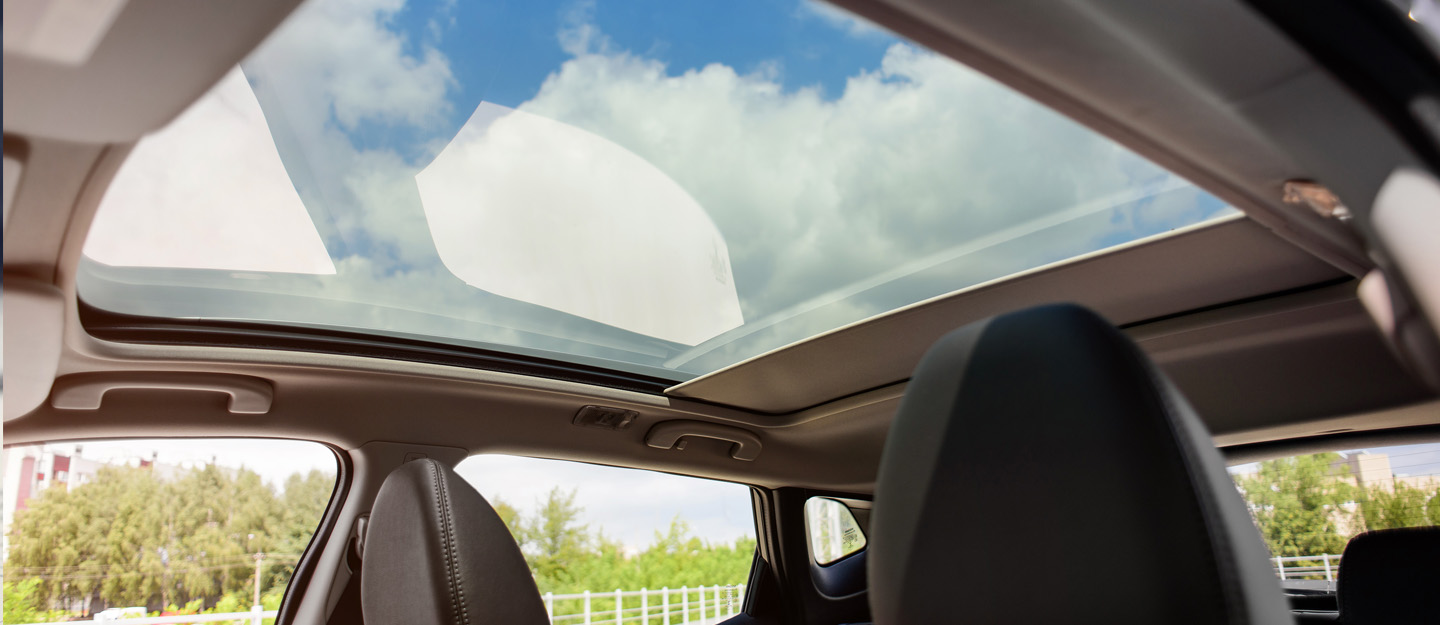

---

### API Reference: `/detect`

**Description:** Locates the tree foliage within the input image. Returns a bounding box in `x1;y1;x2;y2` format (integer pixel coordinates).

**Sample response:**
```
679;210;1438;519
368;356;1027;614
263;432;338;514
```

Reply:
8;449;1438;619
4;579;69;624
6;468;753;620
1360;483;1433;531
491;488;755;620
494;488;754;595
4;465;333;613
1236;452;1440;561
1237;452;1356;557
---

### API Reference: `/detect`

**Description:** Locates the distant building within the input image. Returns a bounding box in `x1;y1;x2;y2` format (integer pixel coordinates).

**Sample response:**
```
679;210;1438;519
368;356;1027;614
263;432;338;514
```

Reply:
1333;452;1440;493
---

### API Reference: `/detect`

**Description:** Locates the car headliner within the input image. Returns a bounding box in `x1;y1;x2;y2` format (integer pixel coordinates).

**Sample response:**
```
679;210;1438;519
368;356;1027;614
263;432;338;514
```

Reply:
4;0;1439;514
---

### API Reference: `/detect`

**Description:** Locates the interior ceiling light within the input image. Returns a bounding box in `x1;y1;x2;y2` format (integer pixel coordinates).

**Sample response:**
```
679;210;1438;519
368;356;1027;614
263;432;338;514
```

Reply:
1282;180;1352;221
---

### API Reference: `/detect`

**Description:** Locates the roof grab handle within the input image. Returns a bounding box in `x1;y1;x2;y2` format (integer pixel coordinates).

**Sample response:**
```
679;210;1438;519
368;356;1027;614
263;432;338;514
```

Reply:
51;372;274;414
644;420;762;461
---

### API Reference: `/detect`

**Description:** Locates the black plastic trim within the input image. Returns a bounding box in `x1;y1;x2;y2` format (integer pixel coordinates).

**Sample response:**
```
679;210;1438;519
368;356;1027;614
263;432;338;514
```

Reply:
79;299;676;394
1222;423;1440;465
276;443;352;625
1245;0;1440;171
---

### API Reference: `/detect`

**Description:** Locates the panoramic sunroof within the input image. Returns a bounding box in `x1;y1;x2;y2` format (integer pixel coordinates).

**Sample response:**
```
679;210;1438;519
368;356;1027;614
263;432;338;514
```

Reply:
78;0;1237;382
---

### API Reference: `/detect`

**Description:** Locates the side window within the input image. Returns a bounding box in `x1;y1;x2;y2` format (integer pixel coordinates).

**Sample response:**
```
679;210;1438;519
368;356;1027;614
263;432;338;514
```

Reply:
2;439;337;624
804;497;866;565
1229;442;1440;586
454;455;755;624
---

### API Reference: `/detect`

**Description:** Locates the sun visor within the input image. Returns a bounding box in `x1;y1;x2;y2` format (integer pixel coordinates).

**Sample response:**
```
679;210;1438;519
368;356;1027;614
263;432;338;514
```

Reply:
1366;169;1440;390
3;277;65;421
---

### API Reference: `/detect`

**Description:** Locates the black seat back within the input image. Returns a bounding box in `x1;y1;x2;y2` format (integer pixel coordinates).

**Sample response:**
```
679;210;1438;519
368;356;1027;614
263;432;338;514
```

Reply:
1338;526;1440;624
362;458;548;625
867;304;1293;624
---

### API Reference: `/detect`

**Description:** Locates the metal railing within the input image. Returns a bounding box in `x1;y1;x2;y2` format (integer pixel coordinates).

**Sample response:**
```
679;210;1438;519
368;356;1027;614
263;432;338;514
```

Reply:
15;585;746;625
6;560;1351;625
23;606;275;625
1273;554;1343;582
543;584;746;625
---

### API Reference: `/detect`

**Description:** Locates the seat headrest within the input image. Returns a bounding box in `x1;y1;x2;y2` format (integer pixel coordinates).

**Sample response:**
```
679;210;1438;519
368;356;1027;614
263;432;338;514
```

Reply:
1338;526;1440;624
867;304;1291;624
362;458;548;625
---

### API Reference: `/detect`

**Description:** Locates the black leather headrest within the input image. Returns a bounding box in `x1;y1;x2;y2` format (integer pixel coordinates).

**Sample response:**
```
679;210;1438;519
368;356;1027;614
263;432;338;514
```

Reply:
362;458;548;625
867;304;1291;624
1338;526;1440;624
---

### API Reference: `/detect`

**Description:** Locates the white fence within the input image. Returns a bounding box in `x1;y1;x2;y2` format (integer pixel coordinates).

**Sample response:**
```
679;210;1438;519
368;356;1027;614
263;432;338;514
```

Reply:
24;607;275;625
15;584;746;625
1274;554;1343;582
544;584;746;625
8;560;1344;625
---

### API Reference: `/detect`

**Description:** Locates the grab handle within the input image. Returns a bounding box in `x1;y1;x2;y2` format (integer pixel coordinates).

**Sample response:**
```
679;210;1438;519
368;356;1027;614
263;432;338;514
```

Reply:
645;420;761;461
52;373;273;414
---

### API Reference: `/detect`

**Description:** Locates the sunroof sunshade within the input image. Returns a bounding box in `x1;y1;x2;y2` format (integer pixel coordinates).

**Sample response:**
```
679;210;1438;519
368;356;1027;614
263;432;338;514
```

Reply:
79;0;1237;382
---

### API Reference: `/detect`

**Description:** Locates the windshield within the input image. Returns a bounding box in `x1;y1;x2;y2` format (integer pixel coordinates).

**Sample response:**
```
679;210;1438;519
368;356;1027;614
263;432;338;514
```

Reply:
79;0;1238;381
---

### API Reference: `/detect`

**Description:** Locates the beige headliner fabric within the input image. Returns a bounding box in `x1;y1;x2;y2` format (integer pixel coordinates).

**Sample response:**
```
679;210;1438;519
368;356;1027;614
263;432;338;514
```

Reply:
3;0;304;142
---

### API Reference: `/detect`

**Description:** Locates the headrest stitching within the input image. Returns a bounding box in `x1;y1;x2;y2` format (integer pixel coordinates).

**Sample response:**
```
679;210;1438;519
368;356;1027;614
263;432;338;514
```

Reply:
427;461;471;625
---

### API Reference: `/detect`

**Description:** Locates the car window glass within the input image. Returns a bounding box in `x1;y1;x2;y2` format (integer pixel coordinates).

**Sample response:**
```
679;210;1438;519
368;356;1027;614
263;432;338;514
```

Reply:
805;497;866;565
1229;442;1440;588
454;455;754;624
2;439;337;624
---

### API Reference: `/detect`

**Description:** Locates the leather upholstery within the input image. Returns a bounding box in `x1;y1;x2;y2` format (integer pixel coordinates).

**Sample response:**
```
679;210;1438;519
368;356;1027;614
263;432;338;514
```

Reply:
362;458;548;625
1337;526;1440;624
867;304;1292;624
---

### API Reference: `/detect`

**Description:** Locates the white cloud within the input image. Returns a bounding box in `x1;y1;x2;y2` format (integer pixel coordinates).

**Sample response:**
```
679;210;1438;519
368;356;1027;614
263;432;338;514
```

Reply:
558;0;611;57
238;0;459;268
517;38;1191;327
247;0;454;130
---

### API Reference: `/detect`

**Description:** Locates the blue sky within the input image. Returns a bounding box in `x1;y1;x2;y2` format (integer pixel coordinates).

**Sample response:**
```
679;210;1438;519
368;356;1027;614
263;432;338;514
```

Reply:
350;0;902;157
436;0;897;103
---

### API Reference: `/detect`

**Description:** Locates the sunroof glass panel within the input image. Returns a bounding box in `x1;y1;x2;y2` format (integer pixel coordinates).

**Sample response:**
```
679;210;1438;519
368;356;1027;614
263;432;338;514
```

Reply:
79;0;1239;381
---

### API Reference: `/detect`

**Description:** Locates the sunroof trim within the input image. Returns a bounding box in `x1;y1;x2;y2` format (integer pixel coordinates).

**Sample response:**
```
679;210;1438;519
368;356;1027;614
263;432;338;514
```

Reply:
76;298;681;394
666;212;1251;401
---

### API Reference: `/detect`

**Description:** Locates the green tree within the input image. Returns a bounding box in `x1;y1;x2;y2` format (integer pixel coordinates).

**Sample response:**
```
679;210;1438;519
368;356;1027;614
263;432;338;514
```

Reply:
491;498;523;539
268;470;336;588
5;462;333;615
4;579;67;624
523;487;591;585
1359;483;1432;531
8;461;766;620
1236;452;1356;557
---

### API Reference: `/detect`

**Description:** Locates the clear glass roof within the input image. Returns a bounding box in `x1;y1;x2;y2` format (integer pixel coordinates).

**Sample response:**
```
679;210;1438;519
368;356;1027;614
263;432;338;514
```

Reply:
79;0;1238;382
